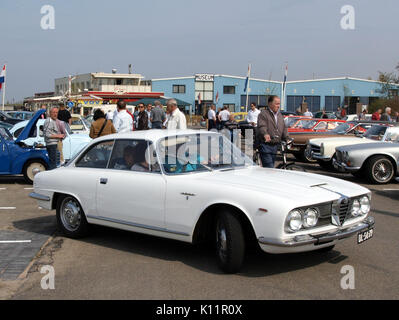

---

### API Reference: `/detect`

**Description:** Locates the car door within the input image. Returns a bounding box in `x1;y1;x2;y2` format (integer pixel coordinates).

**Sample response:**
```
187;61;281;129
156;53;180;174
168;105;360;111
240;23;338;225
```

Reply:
0;133;10;173
95;139;166;229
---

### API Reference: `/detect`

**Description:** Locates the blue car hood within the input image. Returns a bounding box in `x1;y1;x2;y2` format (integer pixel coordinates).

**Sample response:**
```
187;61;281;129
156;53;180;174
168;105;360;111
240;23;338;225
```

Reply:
15;109;45;143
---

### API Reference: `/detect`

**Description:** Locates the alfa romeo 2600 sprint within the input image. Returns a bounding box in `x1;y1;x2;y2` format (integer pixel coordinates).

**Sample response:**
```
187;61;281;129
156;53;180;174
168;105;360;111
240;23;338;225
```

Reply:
30;130;375;273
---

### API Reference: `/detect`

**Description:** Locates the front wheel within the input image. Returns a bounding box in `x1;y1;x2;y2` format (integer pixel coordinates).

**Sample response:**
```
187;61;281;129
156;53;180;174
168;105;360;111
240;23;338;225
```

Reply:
56;195;89;238
365;155;395;184
23;160;47;184
215;211;245;273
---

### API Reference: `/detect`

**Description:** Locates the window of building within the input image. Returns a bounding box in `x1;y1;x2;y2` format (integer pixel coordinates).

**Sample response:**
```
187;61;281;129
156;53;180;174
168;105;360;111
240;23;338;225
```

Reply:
286;96;320;112
223;86;235;94
195;81;214;102
388;89;398;98
223;104;235;112
116;78;123;85
325;96;341;112
172;85;186;94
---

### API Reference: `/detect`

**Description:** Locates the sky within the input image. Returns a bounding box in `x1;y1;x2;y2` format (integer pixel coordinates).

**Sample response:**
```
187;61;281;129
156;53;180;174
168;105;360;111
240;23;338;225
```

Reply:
0;0;398;102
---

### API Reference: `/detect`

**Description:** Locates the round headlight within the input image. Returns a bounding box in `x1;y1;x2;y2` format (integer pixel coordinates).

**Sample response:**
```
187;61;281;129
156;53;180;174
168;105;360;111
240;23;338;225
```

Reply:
303;208;319;228
360;196;370;215
287;210;303;231
351;199;361;217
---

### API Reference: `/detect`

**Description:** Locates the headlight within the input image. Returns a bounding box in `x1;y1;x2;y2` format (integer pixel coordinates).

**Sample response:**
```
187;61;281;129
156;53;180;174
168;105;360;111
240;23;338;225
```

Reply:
351;199;361;217
359;196;370;215
303;208;319;228
287;210;303;231
320;143;324;155
342;151;349;162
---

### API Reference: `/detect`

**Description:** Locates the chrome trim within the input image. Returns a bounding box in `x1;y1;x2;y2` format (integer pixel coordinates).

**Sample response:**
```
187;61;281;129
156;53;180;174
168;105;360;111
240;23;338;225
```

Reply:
258;216;374;247
29;192;50;201
332;158;361;172
86;215;190;237
181;192;196;196
312;154;331;160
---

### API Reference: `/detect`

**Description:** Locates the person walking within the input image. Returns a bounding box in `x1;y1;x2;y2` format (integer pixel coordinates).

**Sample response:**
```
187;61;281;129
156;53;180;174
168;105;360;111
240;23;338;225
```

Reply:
207;104;217;130
136;103;149;130
257;95;288;168
150;100;166;129
113;100;133;133
166;98;187;130
89;109;116;139
43;107;65;170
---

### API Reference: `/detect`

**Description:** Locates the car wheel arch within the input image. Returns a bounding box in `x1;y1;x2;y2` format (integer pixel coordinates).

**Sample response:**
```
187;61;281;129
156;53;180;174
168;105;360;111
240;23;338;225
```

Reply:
192;203;257;247
362;153;397;172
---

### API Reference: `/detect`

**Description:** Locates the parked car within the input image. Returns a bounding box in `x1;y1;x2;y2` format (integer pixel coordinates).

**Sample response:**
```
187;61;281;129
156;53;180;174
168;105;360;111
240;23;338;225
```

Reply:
314;111;338;119
334;128;399;184
10;118;91;162
308;124;398;169
5;111;34;121
30;130;374;273
288;121;378;162
0;111;23;125
0;110;49;183
344;114;372;121
70;114;90;134
284;115;312;128
288;118;346;133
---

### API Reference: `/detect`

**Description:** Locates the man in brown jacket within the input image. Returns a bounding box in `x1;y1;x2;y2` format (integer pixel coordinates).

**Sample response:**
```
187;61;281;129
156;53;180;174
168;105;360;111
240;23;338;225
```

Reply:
257;95;288;168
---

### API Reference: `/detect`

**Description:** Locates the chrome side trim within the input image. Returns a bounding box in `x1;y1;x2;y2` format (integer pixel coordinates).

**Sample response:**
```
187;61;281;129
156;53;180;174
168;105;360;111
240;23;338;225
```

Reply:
29;192;50;201
258;216;374;247
86;215;190;237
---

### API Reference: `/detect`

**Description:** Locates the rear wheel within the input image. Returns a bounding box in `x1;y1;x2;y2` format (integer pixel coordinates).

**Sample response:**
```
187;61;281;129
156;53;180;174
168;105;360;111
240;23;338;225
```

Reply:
365;155;395;184
23;160;47;184
215;211;245;273
56;195;89;238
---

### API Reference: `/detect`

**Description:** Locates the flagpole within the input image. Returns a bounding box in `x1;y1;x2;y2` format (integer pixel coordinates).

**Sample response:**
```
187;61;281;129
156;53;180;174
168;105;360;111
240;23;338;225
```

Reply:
2;64;6;112
245;63;251;112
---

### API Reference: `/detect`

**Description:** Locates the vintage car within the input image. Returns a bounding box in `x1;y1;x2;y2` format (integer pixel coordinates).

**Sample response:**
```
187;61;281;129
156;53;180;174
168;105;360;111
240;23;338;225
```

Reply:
288;118;346;133
313;111;338;119
284;115;312;128
289;121;379;162
10;118;91;162
0;121;13;131
308;124;397;169
0;110;23;125
70;114;90;134
30;130;374;273
333;129;399;184
5;111;34;121
0;111;49;183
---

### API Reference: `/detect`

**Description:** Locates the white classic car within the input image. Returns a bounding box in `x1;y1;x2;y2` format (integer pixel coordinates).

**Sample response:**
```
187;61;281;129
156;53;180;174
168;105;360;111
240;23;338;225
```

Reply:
308;124;398;168
30;130;375;273
11;119;92;162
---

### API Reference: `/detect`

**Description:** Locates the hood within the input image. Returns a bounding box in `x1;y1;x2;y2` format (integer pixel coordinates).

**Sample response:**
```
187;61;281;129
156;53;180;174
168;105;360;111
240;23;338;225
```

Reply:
309;136;368;147
338;141;396;152
15;110;45;143
195;166;369;205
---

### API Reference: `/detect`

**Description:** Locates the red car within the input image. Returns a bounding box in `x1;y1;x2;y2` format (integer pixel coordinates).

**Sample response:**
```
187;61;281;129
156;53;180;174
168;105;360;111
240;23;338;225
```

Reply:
288;118;346;133
284;115;312;128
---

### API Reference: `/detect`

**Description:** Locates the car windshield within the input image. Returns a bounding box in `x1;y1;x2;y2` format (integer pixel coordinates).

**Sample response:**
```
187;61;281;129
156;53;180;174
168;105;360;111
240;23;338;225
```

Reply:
157;133;254;174
0;127;12;140
285;117;300;127
363;125;388;139
331;123;351;134
294;119;317;129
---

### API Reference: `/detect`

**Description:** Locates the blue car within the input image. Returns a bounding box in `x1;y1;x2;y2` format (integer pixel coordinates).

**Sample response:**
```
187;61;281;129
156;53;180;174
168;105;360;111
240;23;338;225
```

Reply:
0;110;49;183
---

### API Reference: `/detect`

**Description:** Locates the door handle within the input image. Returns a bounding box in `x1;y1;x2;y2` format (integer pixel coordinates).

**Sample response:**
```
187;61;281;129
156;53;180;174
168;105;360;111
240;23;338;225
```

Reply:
100;178;108;184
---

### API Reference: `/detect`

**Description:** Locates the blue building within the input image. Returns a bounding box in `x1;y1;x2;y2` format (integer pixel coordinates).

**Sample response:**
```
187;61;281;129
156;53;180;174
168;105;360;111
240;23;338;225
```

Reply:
151;74;399;115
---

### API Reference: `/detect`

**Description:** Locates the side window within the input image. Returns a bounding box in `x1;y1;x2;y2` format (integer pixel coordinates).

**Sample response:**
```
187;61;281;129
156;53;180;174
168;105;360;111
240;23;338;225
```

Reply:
108;139;160;173
75;140;114;168
314;121;327;130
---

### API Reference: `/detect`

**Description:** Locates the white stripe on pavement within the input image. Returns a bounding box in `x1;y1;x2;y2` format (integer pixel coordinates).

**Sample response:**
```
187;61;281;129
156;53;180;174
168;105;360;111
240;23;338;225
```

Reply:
23;187;34;190
0;188;6;190
0;240;32;244
0;207;16;210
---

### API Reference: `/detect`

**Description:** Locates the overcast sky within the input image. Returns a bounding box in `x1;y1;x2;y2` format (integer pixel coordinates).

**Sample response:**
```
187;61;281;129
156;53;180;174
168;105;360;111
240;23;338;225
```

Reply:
0;0;398;102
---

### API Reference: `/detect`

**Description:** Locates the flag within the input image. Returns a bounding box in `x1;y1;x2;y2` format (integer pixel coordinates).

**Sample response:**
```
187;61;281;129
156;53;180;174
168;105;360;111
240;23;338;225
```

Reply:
283;63;288;91
0;65;5;91
197;92;201;105
243;64;251;93
215;91;219;103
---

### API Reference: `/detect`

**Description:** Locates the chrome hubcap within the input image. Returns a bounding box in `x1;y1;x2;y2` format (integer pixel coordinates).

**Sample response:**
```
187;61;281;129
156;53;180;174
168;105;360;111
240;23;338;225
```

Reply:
27;163;45;181
61;198;81;232
373;160;393;182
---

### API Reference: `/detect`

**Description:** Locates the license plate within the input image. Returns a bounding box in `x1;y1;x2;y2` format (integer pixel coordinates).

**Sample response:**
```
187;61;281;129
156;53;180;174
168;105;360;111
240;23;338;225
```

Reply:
357;228;374;244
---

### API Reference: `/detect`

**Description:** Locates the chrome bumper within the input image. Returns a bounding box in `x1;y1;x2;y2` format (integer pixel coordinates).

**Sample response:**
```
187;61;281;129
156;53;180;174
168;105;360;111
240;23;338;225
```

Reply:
332;158;361;172
29;192;50;201
258;216;375;247
312;153;331;160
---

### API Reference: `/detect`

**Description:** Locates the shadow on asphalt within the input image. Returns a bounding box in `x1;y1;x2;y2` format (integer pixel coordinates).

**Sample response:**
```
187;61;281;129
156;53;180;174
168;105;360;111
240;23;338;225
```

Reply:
13;215;348;277
0;176;28;185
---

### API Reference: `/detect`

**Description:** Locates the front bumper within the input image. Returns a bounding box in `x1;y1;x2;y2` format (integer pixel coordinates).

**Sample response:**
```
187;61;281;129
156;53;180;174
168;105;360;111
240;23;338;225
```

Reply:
312;153;331;161
29;192;50;201
332;158;361;172
258;216;374;248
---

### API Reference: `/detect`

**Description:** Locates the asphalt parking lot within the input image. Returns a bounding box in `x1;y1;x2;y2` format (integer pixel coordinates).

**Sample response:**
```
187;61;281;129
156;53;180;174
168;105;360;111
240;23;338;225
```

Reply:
0;160;398;300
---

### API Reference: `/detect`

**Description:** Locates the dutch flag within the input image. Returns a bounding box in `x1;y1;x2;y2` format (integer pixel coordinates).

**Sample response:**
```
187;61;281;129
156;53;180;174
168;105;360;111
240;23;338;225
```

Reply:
0;65;5;91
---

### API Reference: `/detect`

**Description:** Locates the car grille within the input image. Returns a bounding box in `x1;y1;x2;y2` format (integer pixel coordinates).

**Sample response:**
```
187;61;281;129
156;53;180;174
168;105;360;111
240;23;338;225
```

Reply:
335;150;343;162
338;199;350;225
311;144;321;155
